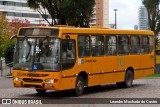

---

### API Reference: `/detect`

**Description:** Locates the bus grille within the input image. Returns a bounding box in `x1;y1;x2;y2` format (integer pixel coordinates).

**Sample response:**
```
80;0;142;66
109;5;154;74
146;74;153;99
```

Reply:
23;84;43;88
23;78;43;83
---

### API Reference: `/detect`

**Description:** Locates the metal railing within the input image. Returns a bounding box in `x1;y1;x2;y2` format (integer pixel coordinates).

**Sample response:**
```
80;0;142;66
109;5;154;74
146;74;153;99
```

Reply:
0;60;12;77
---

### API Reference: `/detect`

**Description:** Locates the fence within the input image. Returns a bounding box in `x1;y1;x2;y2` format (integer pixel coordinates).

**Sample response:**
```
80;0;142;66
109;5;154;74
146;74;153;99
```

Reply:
0;60;3;77
0;59;12;77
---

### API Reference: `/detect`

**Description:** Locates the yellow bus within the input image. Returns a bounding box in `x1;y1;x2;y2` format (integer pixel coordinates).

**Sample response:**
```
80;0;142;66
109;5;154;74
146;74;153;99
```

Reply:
156;45;160;64
11;26;155;96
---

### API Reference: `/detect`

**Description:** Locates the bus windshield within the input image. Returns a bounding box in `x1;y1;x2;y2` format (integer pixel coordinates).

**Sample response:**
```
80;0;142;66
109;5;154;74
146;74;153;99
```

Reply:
13;37;60;71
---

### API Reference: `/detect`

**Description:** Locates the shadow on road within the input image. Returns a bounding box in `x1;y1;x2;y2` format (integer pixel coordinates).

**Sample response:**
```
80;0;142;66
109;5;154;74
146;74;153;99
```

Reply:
21;83;145;98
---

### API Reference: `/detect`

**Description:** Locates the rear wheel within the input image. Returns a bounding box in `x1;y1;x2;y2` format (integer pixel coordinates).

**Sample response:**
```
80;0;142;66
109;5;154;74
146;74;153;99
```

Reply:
36;89;46;95
75;76;84;96
116;70;133;88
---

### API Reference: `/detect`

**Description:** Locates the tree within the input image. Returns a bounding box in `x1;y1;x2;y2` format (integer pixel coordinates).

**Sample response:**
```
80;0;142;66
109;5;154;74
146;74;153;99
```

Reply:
9;18;30;35
142;0;160;36
0;14;13;58
27;0;95;27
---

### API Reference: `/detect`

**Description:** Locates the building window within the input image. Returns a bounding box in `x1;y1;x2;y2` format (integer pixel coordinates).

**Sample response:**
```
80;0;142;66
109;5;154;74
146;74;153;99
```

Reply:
0;1;3;5
8;1;15;6
3;1;7;5
15;13;22;17
15;2;22;7
7;12;15;16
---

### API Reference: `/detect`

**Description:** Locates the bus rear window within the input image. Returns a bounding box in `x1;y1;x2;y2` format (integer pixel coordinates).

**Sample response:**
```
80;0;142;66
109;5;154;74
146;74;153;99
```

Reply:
18;28;59;36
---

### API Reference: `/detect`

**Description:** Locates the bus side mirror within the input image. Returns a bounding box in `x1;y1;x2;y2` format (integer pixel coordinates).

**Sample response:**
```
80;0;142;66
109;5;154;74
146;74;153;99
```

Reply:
4;45;15;67
11;35;16;40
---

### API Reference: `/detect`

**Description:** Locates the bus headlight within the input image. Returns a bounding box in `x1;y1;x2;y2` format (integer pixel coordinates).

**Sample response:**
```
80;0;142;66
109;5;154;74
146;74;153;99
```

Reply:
44;79;55;87
44;79;54;84
13;77;21;81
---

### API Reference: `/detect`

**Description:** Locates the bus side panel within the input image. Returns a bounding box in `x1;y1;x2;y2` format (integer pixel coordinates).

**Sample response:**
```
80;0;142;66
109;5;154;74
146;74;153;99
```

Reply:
126;55;142;79
114;56;127;82
88;75;101;87
89;57;102;86
60;76;77;90
141;54;154;77
101;73;114;85
134;70;144;79
143;69;154;77
114;72;125;82
100;56;117;85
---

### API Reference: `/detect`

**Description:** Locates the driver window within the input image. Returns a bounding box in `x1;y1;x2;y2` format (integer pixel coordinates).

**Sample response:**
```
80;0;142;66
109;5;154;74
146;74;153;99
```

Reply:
62;39;76;69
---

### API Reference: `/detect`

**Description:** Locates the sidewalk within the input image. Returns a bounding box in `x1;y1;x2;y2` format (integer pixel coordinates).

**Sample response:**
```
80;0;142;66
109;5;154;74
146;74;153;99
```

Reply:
0;67;12;78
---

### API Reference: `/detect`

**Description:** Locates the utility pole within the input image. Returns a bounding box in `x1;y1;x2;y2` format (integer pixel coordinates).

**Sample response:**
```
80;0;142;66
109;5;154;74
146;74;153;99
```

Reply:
113;9;118;29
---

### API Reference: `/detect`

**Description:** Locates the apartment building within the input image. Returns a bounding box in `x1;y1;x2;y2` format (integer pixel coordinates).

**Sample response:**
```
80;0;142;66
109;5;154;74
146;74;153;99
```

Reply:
0;0;109;27
138;6;149;30
91;0;109;28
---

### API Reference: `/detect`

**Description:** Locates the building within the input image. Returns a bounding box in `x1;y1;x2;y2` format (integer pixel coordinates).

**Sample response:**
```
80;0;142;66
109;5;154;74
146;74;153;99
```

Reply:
90;0;109;28
134;25;138;30
0;0;109;27
138;6;149;30
0;0;49;25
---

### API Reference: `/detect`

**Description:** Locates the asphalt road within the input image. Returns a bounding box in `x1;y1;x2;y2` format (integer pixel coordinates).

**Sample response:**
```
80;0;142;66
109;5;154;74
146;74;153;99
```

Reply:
0;78;160;107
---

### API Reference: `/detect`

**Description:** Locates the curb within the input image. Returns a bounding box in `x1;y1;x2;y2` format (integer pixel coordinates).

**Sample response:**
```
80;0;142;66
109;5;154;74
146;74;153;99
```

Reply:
0;76;12;78
5;76;13;78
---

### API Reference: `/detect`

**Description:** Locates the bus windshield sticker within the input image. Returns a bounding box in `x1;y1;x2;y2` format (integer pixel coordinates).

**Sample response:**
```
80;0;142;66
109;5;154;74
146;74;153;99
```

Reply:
78;59;84;65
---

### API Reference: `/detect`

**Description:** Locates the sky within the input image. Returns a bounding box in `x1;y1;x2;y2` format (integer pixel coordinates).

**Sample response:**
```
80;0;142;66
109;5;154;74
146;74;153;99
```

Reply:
109;0;143;30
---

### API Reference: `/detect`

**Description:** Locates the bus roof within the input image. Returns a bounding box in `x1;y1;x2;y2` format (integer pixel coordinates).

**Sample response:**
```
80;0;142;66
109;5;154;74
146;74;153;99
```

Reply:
19;26;154;36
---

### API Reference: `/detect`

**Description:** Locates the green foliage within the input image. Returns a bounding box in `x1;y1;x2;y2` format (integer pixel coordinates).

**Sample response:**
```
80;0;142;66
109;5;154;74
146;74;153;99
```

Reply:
27;0;95;27
0;14;13;58
142;0;160;36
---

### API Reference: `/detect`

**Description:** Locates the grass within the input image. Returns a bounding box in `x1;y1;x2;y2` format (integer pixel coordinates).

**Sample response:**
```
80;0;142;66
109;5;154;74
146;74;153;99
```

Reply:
144;74;160;78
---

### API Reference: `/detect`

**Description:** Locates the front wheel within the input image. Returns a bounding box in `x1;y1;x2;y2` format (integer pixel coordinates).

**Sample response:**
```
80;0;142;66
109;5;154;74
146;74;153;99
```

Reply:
75;76;84;96
36;89;46;95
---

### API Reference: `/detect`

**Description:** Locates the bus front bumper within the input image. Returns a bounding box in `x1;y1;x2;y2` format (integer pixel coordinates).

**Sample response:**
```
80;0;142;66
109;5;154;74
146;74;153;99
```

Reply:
13;77;59;90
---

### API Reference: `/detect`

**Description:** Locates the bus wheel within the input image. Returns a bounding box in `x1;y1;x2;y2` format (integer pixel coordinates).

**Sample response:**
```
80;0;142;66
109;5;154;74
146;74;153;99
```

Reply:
124;70;133;88
116;70;133;88
75;76;84;96
36;89;46;95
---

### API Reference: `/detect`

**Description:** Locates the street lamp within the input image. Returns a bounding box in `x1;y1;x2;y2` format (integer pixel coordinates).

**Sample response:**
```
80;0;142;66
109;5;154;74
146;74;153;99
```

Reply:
113;9;118;29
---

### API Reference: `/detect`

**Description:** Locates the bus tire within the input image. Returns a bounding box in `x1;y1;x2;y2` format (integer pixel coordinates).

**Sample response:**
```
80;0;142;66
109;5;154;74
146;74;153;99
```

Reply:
124;70;133;88
75;76;84;96
36;89;46;95
116;70;133;88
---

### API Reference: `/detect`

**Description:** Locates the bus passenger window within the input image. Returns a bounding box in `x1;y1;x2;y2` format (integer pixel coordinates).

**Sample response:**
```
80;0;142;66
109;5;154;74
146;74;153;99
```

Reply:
141;36;149;54
130;36;140;54
78;35;90;57
149;36;153;53
91;35;104;56
118;36;129;55
105;36;117;55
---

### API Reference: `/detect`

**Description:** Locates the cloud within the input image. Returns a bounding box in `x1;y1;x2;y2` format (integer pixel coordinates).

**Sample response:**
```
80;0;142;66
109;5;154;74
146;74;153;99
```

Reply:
109;0;143;29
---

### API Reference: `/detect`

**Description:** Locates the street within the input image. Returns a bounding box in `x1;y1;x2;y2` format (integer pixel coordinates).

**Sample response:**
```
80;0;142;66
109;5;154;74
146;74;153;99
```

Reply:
0;78;160;107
